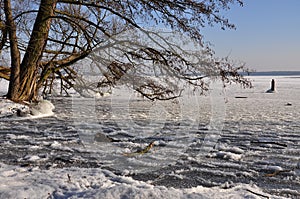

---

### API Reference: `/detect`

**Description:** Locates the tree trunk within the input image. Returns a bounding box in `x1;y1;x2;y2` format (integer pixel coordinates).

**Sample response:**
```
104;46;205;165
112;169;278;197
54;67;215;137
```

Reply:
4;0;21;101
14;0;58;101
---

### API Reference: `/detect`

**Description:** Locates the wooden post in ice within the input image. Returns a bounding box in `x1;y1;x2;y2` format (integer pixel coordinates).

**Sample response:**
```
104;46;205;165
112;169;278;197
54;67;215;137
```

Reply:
271;79;275;91
266;79;276;93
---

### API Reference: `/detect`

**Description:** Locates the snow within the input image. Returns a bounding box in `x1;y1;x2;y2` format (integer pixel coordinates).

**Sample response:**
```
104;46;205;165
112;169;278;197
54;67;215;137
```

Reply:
0;79;8;96
30;100;55;117
0;98;28;118
0;75;299;198
0;163;273;199
0;98;54;119
0;79;55;119
207;151;243;161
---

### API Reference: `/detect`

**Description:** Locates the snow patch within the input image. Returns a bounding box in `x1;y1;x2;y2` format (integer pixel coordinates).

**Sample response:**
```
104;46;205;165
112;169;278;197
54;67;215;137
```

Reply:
0;98;55;119
30;100;55;117
208;151;243;161
0;99;29;118
216;144;245;154
263;165;284;172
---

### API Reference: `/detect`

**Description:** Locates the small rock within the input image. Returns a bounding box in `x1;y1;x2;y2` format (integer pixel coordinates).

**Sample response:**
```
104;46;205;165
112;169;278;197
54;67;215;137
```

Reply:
94;133;114;142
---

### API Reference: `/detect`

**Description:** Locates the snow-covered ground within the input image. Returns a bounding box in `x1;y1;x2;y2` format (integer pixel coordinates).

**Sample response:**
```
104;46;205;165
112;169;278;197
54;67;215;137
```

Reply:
0;76;299;198
0;162;271;199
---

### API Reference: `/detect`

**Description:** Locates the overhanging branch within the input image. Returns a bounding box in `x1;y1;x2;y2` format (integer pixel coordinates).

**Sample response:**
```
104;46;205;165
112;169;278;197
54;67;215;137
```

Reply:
0;66;11;80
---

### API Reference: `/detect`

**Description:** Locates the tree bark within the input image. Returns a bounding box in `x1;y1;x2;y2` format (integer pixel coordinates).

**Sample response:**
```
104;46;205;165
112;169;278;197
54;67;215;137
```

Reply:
17;0;58;101
4;0;21;100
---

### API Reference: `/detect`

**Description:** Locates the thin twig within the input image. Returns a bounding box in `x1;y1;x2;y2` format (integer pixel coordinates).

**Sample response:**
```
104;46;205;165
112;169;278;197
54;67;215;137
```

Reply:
246;189;269;199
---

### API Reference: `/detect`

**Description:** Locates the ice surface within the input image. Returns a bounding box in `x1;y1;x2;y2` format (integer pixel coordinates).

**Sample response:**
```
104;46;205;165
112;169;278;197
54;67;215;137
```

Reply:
0;75;299;198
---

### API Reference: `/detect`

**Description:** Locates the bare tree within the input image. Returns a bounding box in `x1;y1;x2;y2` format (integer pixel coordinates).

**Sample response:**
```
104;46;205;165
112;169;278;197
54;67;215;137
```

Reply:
0;0;250;102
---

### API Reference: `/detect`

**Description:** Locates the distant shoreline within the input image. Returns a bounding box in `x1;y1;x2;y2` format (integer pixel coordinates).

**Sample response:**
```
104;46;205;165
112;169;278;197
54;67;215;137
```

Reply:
242;71;300;76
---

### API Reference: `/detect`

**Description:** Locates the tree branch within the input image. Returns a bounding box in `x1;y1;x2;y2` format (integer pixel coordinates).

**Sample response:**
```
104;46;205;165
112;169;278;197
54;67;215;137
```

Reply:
0;66;10;80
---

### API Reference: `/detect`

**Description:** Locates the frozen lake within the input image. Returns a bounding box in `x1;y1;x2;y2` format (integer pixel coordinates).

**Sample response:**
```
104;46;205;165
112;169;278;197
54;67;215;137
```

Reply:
0;76;299;198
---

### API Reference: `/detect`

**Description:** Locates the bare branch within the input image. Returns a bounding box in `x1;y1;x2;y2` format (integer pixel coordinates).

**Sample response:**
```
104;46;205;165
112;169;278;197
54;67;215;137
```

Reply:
0;65;10;80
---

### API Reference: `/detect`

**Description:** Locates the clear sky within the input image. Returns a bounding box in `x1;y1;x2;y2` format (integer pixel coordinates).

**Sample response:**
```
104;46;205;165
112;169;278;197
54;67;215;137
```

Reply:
202;0;300;71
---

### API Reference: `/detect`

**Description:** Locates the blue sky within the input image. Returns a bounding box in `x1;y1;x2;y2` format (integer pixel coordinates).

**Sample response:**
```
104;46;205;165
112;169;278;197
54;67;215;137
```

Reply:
202;0;300;71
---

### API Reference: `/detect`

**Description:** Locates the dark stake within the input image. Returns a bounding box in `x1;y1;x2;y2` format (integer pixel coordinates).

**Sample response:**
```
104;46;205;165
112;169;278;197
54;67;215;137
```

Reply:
266;79;276;93
271;79;275;91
